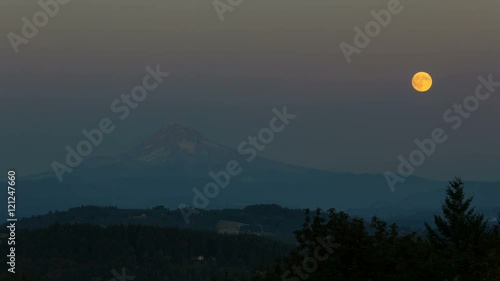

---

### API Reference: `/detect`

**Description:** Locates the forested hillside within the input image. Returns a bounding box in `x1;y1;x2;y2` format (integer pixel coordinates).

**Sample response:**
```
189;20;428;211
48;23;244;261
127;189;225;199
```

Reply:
2;178;499;281
16;204;306;243
0;224;293;281
232;179;500;281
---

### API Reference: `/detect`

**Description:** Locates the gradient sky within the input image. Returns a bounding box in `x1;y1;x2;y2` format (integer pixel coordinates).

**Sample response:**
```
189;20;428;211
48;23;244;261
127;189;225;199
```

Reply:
1;0;499;181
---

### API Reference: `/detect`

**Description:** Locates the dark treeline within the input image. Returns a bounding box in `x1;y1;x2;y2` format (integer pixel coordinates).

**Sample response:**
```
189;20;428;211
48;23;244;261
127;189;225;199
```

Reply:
1;178;499;281
0;224;292;281
17;204;307;243
236;178;500;281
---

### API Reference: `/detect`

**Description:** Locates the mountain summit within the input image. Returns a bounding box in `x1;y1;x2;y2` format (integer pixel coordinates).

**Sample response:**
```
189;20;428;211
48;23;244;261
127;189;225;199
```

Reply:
123;122;234;166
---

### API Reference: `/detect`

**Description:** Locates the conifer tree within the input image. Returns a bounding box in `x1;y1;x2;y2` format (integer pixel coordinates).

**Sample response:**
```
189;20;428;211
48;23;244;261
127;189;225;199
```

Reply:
425;178;490;280
425;177;487;250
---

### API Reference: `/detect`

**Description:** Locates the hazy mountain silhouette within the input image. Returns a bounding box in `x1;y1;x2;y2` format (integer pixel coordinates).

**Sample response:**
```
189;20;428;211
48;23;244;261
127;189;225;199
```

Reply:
14;123;500;218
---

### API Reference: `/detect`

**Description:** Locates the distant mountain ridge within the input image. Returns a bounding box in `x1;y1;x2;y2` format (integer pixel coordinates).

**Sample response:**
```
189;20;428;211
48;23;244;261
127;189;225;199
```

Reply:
12;123;500;219
12;204;500;241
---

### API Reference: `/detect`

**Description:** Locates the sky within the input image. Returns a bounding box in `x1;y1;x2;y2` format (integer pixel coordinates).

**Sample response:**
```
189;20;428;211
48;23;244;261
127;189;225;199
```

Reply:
1;0;499;181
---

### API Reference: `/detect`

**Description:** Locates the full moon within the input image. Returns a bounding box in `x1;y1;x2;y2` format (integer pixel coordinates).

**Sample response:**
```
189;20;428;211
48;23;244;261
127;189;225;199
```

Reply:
412;72;433;92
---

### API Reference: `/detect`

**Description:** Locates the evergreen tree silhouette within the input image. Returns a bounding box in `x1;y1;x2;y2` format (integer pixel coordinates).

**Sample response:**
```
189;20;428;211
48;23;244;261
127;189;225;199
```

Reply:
425;177;487;250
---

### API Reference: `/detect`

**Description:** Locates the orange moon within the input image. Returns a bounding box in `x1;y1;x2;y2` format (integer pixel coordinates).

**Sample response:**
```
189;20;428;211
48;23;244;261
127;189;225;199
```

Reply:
412;72;433;92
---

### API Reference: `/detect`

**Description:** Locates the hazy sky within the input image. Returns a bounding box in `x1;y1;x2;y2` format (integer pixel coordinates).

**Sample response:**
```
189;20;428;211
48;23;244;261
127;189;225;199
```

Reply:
1;0;499;181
